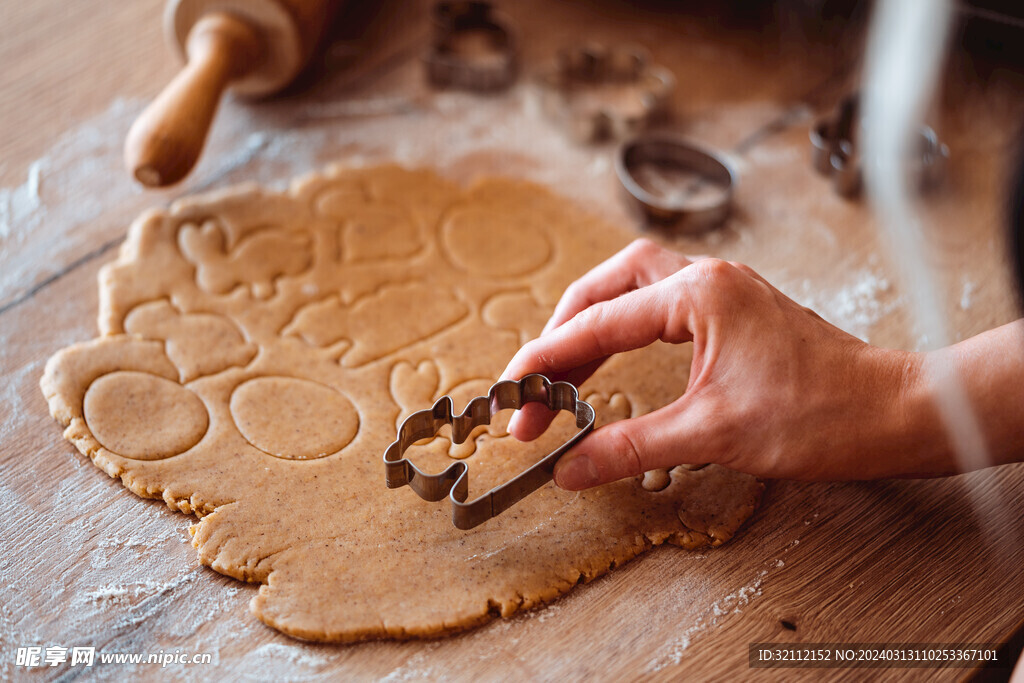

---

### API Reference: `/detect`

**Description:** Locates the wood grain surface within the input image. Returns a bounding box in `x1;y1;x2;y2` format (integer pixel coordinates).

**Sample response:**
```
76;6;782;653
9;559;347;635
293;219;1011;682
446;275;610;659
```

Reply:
2;0;1023;680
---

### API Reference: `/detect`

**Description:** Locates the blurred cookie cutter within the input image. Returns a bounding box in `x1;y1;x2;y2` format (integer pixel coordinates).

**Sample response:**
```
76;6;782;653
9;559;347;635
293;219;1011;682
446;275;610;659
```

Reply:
615;133;736;231
538;44;675;142
424;1;517;92
383;374;595;530
810;94;949;198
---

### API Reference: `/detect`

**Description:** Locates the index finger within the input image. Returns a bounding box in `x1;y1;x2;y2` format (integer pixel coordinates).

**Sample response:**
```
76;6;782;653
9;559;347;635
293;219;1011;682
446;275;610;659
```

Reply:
502;274;694;381
543;238;692;335
505;357;606;441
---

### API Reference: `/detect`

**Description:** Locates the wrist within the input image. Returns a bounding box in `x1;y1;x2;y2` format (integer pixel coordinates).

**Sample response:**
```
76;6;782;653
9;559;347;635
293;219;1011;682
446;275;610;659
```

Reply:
882;347;960;478
837;344;952;479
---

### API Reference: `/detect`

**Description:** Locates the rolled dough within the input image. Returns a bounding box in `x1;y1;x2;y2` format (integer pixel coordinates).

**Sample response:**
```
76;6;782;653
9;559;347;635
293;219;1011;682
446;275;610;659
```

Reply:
41;166;762;641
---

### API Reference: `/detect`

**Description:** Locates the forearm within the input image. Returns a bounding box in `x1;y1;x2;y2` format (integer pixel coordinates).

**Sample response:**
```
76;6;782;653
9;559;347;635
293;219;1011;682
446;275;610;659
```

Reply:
896;320;1024;477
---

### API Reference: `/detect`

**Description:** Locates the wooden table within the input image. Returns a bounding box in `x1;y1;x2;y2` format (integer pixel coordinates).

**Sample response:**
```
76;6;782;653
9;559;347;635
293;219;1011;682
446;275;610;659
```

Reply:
2;1;1023;679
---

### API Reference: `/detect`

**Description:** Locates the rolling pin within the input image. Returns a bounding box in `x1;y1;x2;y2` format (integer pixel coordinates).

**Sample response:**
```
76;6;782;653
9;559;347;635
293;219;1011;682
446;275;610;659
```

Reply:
125;0;341;187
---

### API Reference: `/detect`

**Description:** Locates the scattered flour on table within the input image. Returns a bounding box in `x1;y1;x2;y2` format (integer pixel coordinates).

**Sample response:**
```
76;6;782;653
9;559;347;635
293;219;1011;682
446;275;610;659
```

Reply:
0;98;146;306
789;267;900;342
243;643;333;680
0;353;41;442
80;574;198;607
641;535;805;674
647;570;769;674
378;643;447;683
0;289;95;439
744;140;804;168
0;159;44;240
520;602;561;624
300;95;421;120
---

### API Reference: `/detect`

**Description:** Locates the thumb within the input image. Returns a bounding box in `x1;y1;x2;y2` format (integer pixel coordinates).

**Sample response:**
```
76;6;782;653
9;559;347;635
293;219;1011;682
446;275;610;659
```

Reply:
552;404;708;490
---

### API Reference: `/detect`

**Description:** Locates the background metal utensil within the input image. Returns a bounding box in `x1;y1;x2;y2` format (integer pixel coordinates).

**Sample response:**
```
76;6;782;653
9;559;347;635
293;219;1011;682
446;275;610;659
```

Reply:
616;133;736;231
538;44;675;142
810;93;949;199
425;1;517;92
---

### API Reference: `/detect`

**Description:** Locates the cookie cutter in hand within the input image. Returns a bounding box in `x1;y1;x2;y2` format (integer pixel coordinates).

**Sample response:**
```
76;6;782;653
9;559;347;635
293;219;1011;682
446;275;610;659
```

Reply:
424;1;517;92
383;374;595;530
616;133;736;231
538;44;675;142
810;93;949;198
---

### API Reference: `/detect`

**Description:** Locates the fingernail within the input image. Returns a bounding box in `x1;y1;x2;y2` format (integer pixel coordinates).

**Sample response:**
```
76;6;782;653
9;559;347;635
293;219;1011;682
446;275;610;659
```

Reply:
554;452;599;490
507;411;521;435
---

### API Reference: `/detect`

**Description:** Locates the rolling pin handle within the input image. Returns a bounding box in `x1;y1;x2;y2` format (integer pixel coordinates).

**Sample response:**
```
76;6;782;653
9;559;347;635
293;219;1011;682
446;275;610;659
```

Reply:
124;12;263;187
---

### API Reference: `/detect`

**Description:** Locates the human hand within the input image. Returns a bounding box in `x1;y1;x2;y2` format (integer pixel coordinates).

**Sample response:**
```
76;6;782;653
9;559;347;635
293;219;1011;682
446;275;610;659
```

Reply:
502;238;927;489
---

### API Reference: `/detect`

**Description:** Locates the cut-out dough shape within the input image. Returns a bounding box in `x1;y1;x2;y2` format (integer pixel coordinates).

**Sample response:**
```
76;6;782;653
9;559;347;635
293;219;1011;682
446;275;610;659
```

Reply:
441;206;552;277
316;187;422;262
390;362;508;460
84;371;208;460
429;378;510;460
482;290;551;345
285;283;469;367
124;300;257;382
390;360;441;423
230;377;359;459
41;165;763;643
179;219;312;298
583;391;633;426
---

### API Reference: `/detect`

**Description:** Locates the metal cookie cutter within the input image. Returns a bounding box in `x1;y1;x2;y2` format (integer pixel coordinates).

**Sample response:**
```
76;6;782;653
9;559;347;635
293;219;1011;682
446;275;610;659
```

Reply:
538;44;675;142
383;374;595;530
810;94;950;198
616;133;737;231
425;1;517;92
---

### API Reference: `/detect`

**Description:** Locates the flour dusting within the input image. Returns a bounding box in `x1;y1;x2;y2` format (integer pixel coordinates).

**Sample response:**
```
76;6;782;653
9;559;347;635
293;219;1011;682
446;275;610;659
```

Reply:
0;98;143;307
243;642;332;680
790;267;900;342
647;570;768;673
0;159;44;241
